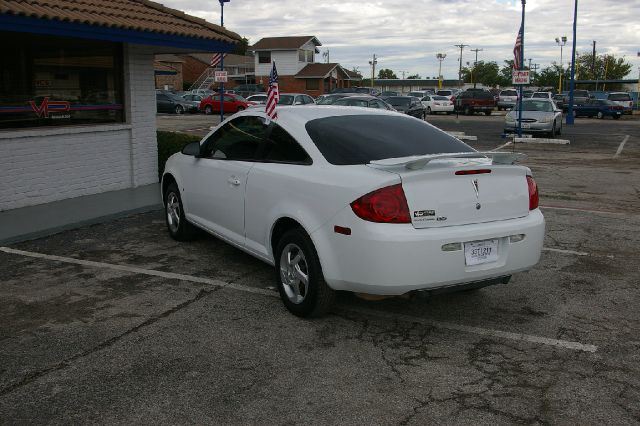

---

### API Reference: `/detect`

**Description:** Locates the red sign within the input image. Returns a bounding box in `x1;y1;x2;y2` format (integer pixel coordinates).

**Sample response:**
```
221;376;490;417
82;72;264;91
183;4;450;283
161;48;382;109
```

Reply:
29;97;71;118
512;70;530;85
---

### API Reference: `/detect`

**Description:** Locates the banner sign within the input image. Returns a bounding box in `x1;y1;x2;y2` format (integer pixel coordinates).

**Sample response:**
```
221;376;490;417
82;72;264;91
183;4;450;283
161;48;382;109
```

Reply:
214;71;228;83
512;70;530;85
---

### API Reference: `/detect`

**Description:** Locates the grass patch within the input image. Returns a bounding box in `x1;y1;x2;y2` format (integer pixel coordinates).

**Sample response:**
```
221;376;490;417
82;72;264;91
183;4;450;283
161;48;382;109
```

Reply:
157;131;200;179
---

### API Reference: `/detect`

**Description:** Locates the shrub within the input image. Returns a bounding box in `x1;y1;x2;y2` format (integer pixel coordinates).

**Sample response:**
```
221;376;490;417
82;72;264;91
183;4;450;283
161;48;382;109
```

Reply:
157;131;200;180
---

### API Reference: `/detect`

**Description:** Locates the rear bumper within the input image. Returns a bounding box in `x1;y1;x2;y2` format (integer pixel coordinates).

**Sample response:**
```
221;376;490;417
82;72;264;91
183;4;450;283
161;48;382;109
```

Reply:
312;209;545;295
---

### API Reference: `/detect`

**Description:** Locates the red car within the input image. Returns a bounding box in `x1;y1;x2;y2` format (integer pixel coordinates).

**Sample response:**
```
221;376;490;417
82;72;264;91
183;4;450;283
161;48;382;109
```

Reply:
199;93;254;114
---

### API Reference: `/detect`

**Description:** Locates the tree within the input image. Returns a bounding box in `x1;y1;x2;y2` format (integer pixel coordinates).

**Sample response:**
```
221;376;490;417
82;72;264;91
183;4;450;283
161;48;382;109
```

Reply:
378;69;397;79
233;37;249;55
460;61;502;87
407;74;421;79
534;65;563;89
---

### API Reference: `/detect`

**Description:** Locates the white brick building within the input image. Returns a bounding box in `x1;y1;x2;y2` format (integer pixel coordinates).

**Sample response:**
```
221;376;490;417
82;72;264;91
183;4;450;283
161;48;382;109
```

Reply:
0;0;241;212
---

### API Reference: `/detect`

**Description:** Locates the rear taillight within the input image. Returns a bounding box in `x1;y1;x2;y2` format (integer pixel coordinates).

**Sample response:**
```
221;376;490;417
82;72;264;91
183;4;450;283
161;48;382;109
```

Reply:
526;175;539;210
350;183;411;223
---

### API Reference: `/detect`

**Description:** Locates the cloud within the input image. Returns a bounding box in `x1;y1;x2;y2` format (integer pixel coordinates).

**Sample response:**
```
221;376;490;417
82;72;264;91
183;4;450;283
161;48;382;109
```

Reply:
161;0;640;79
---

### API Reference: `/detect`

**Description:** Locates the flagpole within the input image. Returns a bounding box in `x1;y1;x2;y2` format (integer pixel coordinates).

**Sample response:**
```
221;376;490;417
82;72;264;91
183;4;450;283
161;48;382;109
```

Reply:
517;0;526;138
219;0;229;123
566;0;578;125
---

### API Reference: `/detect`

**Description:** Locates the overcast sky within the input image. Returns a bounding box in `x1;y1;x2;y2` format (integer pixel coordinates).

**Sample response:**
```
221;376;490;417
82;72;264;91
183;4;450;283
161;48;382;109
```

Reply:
162;0;640;79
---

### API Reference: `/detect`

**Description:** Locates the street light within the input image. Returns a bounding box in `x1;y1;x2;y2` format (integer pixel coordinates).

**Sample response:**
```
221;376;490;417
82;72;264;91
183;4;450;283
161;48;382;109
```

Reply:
436;53;446;89
555;36;567;93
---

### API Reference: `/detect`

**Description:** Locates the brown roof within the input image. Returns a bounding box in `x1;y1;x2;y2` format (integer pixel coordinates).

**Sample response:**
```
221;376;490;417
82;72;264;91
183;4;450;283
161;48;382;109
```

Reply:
187;53;254;66
0;0;242;43
344;69;362;80
296;63;349;79
251;36;320;51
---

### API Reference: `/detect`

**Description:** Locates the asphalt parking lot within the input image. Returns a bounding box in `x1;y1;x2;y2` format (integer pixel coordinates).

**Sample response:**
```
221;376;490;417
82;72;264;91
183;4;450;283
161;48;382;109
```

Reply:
1;112;639;424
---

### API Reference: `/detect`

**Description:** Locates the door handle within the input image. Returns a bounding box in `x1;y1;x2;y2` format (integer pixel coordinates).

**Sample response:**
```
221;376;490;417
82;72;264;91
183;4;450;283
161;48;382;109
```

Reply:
228;176;241;186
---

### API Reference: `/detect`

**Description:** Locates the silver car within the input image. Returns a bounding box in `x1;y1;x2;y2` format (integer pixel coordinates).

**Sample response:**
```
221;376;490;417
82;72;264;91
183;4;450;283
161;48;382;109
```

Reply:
504;99;563;137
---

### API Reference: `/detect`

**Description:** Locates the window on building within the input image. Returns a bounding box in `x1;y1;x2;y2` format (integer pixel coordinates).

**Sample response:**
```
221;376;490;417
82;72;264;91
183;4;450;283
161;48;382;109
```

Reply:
306;51;314;62
305;79;320;90
298;50;306;62
258;52;271;64
0;32;124;130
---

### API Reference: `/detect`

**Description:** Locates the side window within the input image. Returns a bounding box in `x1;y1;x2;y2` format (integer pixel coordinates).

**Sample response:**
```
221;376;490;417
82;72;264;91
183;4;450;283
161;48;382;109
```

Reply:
261;124;312;164
304;96;315;104
294;95;304;105
224;95;234;102
369;100;381;109
201;116;267;161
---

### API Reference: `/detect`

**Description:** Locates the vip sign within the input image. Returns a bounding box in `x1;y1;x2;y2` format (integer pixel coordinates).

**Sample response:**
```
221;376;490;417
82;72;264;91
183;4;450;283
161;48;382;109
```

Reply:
512;70;530;85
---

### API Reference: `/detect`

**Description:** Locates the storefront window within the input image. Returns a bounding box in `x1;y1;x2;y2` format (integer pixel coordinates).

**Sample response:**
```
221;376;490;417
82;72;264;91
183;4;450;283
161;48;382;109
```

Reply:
0;32;124;130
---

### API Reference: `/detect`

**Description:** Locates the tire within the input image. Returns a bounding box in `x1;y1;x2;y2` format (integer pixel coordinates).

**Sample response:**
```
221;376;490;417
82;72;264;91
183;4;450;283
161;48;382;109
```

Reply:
549;122;556;138
557;121;562;135
463;106;470;116
613;114;620;120
204;105;213;115
572;110;577;118
175;105;184;114
164;182;198;241
426;107;432;115
275;228;335;318
484;110;491;116
597;111;604;119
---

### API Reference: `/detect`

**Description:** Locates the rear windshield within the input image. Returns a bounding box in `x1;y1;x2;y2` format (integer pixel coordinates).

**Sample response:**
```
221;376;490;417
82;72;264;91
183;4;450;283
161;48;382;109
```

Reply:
474;91;494;99
574;90;589;97
433;96;449;101
501;90;517;96
532;93;549;98
305;115;473;165
387;97;410;106
608;93;631;101
436;90;452;96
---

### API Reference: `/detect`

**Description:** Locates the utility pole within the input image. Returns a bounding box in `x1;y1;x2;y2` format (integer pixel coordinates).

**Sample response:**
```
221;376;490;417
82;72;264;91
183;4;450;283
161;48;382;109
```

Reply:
470;48;483;88
436;53;446;89
566;0;578;125
531;63;539;84
592;40;597;90
454;44;468;88
369;54;378;89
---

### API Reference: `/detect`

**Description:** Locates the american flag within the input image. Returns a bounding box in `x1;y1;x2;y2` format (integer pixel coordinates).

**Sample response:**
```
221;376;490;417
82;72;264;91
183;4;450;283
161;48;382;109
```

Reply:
266;62;279;120
513;27;523;70
210;53;225;67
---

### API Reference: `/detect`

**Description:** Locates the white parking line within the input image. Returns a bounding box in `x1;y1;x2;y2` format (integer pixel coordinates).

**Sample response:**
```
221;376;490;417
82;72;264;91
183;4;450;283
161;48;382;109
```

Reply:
492;141;513;151
0;246;598;353
542;247;589;256
614;135;630;158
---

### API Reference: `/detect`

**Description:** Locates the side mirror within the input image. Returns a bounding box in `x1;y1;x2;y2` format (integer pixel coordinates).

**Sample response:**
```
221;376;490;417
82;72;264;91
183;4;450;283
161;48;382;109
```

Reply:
181;141;201;157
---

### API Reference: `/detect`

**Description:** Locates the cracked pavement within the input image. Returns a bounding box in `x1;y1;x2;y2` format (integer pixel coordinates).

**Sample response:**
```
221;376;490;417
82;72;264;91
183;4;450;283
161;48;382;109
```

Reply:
1;115;639;424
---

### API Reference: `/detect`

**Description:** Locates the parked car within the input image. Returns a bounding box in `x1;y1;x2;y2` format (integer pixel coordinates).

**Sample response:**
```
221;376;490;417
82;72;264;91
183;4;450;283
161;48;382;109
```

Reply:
436;89;458;102
234;83;265;98
607;92;633;114
455;90;496;115
156;92;192;114
277;93;316;106
162;106;544;317
504;99;563;137
188;89;216;97
380;91;399;97
182;94;205;113
563;89;590;106
199;93;255;114
530;92;554;101
246;93;268;105
420;95;454;115
572;99;623;119
497;89;518;111
315;93;356;105
332;95;394;110
385;96;425;119
552;94;565;111
407;90;430;98
353;87;381;96
330;88;356;94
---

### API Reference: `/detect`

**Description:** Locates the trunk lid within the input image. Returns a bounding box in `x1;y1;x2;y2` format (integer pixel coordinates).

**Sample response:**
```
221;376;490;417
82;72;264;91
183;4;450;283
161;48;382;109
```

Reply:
371;158;530;228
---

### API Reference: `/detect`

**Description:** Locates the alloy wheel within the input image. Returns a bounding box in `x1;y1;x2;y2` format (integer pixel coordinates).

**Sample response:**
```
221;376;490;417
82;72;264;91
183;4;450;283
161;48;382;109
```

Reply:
279;243;309;304
166;192;181;233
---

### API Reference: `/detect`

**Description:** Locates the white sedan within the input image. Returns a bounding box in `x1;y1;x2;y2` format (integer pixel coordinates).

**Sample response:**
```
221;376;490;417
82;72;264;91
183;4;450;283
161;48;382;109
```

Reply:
162;106;545;317
421;95;455;115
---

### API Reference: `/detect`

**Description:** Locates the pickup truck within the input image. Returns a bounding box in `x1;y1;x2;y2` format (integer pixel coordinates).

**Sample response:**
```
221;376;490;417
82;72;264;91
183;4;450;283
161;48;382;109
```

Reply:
454;90;496;115
562;89;591;107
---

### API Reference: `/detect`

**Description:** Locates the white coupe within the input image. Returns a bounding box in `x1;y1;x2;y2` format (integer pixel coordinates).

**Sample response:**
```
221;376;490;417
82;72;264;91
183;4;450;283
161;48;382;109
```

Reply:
162;106;545;317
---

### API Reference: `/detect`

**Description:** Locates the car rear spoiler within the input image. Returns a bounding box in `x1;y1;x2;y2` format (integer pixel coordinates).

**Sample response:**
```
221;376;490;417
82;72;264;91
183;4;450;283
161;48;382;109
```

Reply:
370;152;526;170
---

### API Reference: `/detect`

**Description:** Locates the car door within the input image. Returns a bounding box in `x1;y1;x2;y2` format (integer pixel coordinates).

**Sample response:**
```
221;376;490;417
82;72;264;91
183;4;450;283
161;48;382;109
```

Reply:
244;122;314;259
180;116;269;245
156;93;172;113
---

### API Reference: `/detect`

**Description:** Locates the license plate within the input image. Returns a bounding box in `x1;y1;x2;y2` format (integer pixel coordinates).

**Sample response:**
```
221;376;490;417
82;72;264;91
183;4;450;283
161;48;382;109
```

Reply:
464;239;499;266
522;123;531;129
